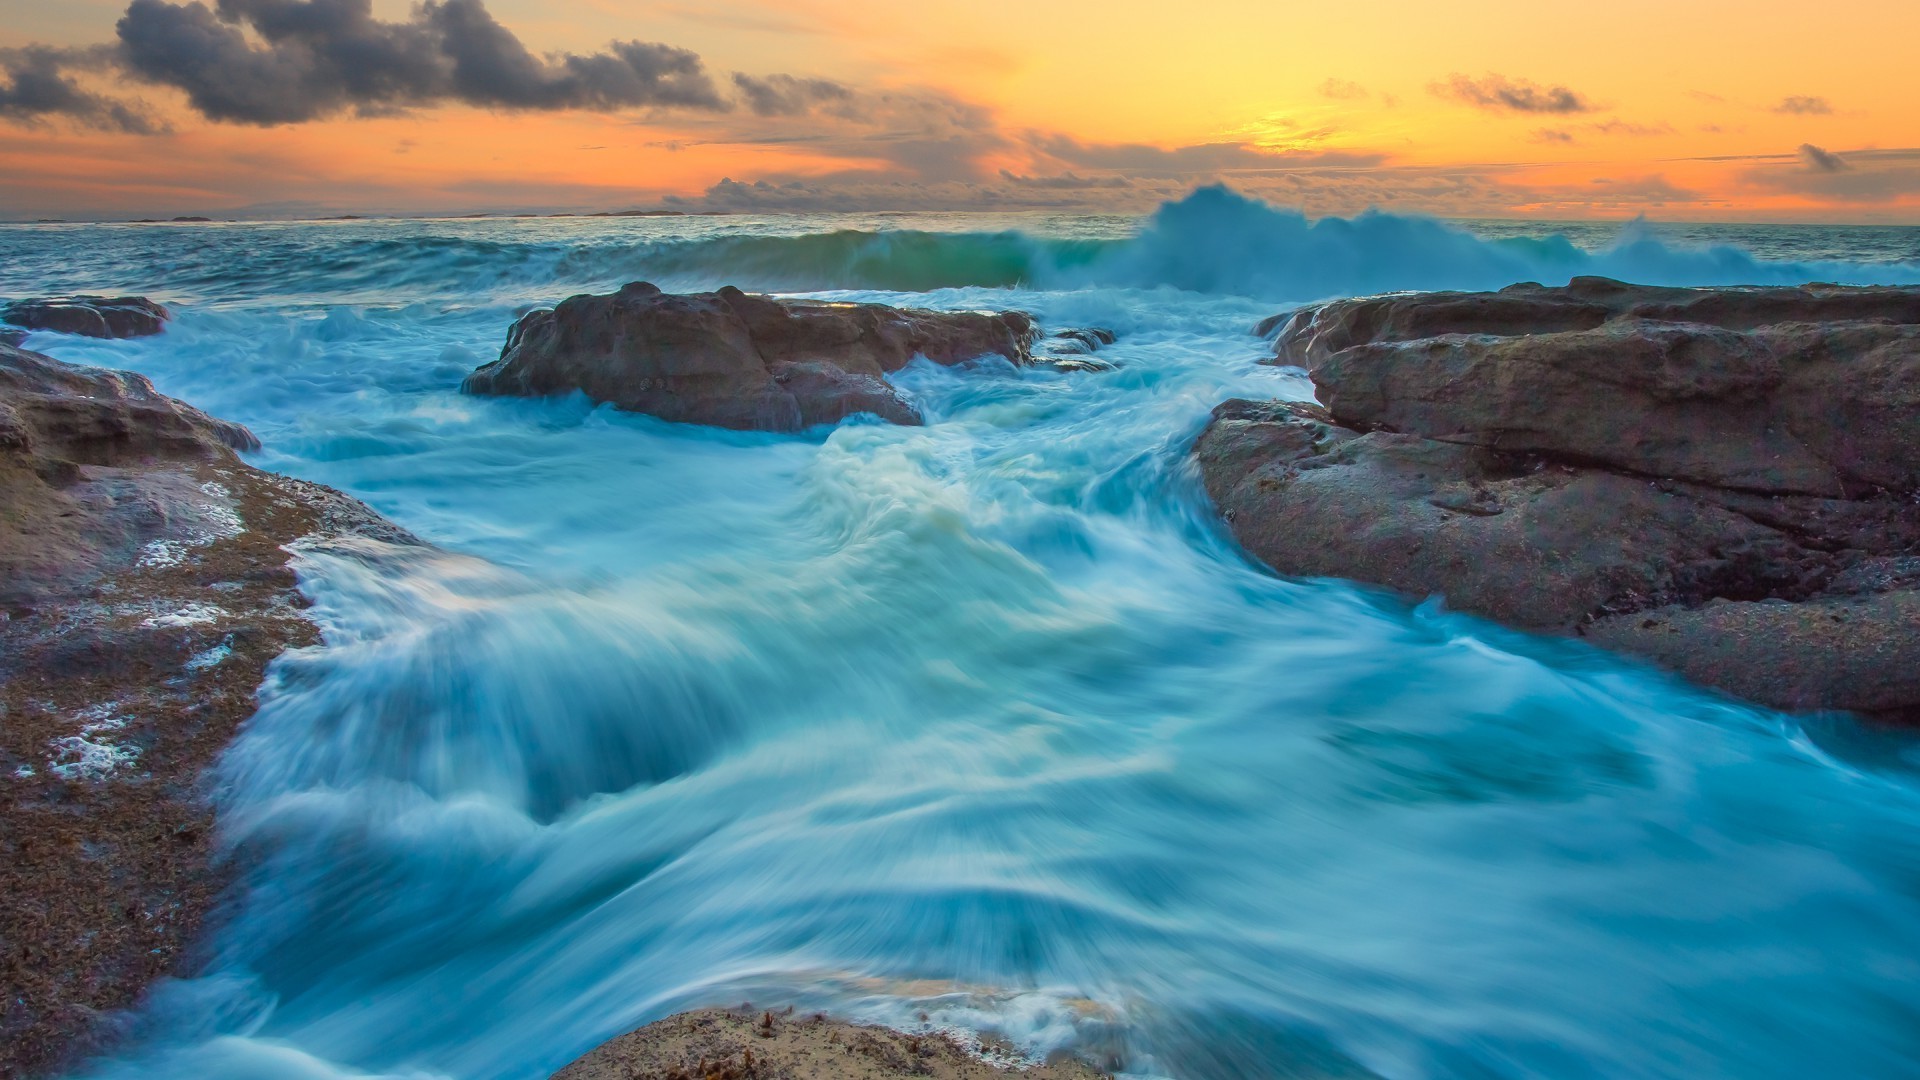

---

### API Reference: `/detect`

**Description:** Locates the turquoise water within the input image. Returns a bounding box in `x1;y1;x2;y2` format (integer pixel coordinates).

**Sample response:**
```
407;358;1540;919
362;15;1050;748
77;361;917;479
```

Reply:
6;188;1920;1079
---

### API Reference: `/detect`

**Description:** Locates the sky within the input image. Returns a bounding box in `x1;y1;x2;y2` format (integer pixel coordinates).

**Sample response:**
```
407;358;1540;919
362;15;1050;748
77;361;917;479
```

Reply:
2;0;1917;221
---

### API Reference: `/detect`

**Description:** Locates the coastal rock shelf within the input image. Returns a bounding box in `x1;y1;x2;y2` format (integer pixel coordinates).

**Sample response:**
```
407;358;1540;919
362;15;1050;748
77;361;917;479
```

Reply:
0;342;415;1076
463;282;1040;432
1201;277;1920;719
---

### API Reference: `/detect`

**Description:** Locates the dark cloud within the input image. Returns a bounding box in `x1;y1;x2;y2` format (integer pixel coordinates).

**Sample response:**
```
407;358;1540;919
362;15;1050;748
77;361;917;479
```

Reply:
731;73;853;117
1799;143;1849;172
1318;78;1368;100
112;0;727;124
1774;95;1832;115
0;45;165;132
1431;73;1595;114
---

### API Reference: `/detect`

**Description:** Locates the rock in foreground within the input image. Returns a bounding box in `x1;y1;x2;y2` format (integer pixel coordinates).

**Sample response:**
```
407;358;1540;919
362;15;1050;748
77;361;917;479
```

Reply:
1202;278;1920;719
0;342;415;1076
463;282;1038;431
551;1008;1109;1080
4;296;171;339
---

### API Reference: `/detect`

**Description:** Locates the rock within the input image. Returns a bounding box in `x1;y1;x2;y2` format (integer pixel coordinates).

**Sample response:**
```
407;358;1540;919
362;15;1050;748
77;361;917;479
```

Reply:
1049;357;1118;373
4;295;171;339
550;1007;1110;1080
462;282;1037;431
1038;327;1121;372
1201;280;1920;720
1049;328;1118;354
0;342;417;1076
1270;277;1920;498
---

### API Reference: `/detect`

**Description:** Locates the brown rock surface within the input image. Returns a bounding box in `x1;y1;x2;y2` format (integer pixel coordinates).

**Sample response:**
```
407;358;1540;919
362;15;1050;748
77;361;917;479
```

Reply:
4;297;171;340
0;342;416;1078
463;282;1037;431
1202;279;1920;719
551;1007;1109;1080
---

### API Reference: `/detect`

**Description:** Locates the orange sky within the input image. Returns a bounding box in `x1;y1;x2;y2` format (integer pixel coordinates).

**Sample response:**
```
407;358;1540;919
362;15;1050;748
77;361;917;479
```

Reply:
3;0;1917;220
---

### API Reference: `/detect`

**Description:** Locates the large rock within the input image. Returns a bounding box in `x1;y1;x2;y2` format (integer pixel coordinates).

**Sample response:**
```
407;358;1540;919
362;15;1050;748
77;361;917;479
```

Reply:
0;342;415;1076
463;282;1037;431
1203;279;1920;719
1266;277;1920;498
4;296;171;339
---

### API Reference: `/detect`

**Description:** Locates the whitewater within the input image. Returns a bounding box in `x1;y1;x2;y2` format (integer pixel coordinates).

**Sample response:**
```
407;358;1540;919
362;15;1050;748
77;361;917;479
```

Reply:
8;188;1920;1079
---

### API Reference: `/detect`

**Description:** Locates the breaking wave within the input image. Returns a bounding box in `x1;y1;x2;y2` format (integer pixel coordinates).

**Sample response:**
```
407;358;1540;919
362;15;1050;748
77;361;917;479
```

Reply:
7;187;1916;308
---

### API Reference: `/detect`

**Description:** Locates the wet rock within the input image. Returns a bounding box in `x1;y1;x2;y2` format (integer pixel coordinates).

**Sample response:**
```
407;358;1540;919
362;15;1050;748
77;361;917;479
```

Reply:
0;342;416;1076
1049;357;1118;373
4;296;171;339
1039;327;1120;372
1201;280;1920;719
551;1007;1110;1080
1049;327;1118;354
462;282;1037;431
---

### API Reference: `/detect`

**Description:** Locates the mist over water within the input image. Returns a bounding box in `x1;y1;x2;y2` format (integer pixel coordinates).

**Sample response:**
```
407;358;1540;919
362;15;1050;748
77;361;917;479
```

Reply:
6;190;1920;1079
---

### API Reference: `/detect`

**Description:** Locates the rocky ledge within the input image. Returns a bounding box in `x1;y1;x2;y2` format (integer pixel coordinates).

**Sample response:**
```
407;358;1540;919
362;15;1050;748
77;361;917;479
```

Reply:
0;342;414;1077
462;282;1040;431
4;296;171;340
551;1007;1108;1080
1200;277;1920;719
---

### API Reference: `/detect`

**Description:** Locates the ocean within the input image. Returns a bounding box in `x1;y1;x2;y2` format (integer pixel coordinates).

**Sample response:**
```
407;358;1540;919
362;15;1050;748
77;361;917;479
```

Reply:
6;187;1920;1079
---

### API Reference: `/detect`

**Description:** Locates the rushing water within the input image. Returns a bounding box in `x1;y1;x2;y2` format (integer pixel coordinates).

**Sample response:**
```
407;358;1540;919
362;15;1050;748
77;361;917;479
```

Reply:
8;188;1920;1079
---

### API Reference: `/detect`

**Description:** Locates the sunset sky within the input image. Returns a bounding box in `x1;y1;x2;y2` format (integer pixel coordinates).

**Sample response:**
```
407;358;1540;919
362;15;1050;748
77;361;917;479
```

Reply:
3;0;1917;221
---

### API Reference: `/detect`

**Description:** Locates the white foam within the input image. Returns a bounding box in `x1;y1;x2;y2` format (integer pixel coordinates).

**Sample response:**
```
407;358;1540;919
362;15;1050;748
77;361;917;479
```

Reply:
48;705;141;780
145;602;228;628
187;642;234;670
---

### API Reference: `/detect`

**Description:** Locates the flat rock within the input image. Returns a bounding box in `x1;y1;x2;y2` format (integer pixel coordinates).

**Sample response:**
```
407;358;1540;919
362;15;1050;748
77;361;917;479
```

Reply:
1203;280;1920;720
4;296;171;339
551;1007;1109;1080
463;282;1037;432
1268;276;1920;497
0;342;415;1076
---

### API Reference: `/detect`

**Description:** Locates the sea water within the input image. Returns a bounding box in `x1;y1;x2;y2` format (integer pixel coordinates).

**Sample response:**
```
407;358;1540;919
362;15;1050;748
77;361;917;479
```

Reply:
6;187;1920;1079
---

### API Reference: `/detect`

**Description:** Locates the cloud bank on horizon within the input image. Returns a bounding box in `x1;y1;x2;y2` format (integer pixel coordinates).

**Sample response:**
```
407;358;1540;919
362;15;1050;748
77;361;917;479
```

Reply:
0;0;1915;220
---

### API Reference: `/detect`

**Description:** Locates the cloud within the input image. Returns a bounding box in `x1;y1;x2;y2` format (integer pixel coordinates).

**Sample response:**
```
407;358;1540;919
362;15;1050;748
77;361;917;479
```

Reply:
1431;73;1595;114
1029;134;1382;176
997;170;1133;190
1743;145;1920;204
1531;128;1575;144
0;45;165;132
731;72;853;116
1584;174;1701;204
1589;119;1673;137
1318;78;1368;101
1798;143;1849;172
110;0;729;124
1774;95;1832;115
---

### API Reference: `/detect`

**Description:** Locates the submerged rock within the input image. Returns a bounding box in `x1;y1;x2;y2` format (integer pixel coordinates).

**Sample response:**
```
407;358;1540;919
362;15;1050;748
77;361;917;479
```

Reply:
0;342;415;1076
4;295;171;339
462;282;1038;431
1039;327;1121;372
1202;279;1920;719
551;1007;1109;1080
